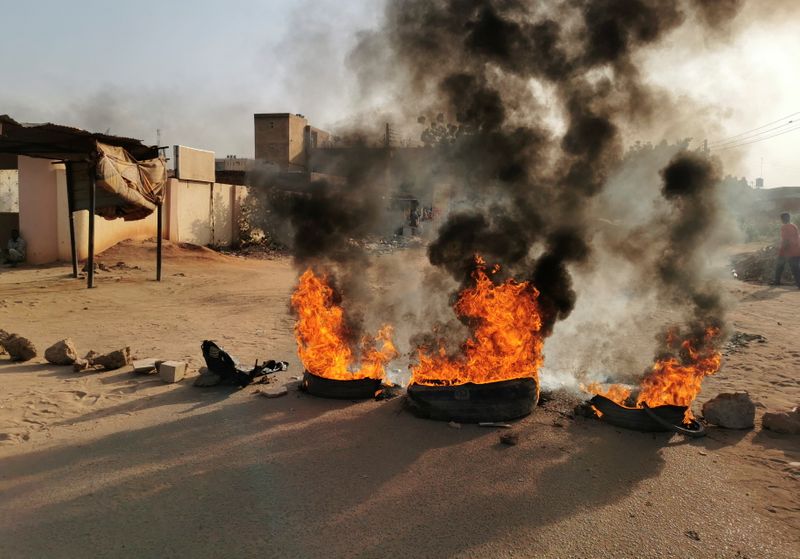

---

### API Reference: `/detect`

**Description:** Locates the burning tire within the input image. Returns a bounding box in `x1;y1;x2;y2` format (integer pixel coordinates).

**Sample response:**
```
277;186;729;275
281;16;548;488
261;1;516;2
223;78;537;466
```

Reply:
589;394;704;436
302;370;383;400
406;377;538;423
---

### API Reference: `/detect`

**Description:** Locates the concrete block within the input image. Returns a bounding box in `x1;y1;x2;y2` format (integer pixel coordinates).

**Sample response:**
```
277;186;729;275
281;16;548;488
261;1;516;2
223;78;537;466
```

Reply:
132;358;159;374
158;360;187;383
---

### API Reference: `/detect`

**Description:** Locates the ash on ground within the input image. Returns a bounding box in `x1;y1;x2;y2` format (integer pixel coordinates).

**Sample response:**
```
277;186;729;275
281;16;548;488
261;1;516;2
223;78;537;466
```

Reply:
723;331;767;356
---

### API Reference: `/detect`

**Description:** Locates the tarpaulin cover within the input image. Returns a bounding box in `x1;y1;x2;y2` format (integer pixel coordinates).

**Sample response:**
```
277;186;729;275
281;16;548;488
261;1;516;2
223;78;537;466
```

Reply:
94;141;166;221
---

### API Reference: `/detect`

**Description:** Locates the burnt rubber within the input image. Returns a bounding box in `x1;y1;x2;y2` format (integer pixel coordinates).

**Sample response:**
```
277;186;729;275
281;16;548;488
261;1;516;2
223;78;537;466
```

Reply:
642;404;706;438
302;370;382;400
406;378;538;423
589;395;687;433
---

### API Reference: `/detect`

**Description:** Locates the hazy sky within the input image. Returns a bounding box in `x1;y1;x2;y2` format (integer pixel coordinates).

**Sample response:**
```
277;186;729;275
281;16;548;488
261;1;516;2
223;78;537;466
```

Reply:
1;0;798;185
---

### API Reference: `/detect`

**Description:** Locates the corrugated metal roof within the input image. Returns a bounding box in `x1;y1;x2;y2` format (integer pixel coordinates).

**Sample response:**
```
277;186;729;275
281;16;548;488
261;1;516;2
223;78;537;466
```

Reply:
0;114;159;161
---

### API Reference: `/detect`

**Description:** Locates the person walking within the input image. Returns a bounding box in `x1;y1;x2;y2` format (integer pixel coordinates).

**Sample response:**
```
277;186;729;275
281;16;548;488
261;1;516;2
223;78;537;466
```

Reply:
772;213;800;288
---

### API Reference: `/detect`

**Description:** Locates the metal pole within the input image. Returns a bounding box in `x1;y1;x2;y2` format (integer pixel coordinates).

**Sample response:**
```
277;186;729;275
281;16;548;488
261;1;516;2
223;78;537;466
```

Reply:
88;170;96;289
65;162;78;278
156;201;163;281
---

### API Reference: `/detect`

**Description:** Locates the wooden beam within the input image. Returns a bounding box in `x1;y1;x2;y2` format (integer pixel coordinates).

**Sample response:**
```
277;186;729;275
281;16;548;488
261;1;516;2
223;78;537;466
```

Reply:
156;202;163;281
87;169;96;288
65;162;78;278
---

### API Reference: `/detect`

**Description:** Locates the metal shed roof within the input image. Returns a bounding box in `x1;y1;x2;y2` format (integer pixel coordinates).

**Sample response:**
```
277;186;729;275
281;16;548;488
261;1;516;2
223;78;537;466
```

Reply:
0;114;159;161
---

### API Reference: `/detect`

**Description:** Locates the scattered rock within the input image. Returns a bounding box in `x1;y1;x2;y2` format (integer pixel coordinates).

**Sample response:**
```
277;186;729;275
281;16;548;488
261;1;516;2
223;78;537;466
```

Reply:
73;358;91;372
44;338;79;365
448;421;462;429
256;386;289;398
0;334;37;361
500;431;519;446
762;406;800;435
685;530;701;542
702;392;755;429
91;347;131;370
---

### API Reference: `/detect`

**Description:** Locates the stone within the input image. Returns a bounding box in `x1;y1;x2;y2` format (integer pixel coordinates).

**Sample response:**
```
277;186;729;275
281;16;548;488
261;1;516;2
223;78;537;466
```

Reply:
73;358;91;372
500;432;519;446
194;371;222;387
158;360;187;383
92;347;132;370
762;407;800;435
1;334;37;362
132;358;159;374
702;392;755;429
448;421;462;429
44;338;79;366
256;386;288;398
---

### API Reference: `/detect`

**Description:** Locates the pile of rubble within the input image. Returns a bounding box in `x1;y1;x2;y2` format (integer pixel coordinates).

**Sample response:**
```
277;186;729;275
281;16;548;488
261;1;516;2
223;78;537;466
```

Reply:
350;235;424;256
730;245;794;284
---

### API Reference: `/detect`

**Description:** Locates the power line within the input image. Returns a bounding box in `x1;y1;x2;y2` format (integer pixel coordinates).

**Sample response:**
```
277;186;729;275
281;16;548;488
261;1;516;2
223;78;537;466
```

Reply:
707;111;800;146
709;118;799;149
712;123;800;151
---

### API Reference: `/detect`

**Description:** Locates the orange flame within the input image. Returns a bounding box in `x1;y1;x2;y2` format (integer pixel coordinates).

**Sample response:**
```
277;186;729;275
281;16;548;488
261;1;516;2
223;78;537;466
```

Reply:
587;327;722;423
291;268;397;380
410;256;544;386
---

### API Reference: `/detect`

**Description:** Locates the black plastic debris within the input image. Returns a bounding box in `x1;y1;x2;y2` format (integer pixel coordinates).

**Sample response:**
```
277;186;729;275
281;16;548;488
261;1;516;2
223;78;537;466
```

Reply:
198;340;288;388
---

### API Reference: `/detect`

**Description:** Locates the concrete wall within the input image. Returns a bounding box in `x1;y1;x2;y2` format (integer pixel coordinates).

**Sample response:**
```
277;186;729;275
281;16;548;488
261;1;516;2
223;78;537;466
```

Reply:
175;145;216;182
18;156;61;264
165;178;244;247
16;157;244;265
0;169;19;212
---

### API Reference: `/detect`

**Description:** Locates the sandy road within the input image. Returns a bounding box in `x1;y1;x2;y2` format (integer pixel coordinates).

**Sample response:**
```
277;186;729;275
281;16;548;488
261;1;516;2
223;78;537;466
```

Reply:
0;240;797;558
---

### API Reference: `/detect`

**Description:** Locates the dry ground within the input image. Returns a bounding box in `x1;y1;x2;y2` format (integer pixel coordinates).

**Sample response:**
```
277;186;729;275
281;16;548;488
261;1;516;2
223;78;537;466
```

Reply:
0;240;797;558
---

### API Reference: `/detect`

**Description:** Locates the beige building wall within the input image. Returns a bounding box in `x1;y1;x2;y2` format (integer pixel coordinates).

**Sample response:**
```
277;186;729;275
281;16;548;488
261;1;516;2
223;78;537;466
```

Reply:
18;156;61;264
174;145;216;182
254;113;309;170
165;178;244;247
17;158;244;265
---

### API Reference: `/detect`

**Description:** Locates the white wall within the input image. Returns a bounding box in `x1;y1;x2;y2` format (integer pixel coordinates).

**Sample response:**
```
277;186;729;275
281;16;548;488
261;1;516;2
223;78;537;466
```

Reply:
0;170;19;212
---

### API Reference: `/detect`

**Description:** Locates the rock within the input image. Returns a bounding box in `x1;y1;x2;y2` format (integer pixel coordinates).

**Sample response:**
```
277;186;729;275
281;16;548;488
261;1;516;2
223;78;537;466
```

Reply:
73;358;91;372
84;350;99;362
256;386;288;398
1;334;37;362
194;368;222;387
91;347;131;370
702;392;755;429
762;407;800;435
500;432;519;446
448;421;462;429
44;338;79;365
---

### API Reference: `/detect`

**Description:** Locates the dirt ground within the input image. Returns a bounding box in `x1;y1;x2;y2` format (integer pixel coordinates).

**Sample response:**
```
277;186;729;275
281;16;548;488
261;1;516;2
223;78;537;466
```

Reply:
0;240;797;558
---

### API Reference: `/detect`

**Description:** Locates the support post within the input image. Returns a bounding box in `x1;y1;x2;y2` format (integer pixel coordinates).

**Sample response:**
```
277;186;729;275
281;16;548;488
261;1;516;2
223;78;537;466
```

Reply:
87;171;96;288
156;201;163;281
65;162;78;278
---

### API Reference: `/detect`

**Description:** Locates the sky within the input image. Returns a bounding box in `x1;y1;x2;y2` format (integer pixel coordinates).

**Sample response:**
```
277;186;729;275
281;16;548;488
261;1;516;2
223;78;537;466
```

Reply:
1;0;798;186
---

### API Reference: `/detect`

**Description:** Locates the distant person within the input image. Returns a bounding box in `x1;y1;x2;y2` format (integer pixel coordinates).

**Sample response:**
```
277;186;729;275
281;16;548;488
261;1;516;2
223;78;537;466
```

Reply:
6;229;26;266
772;213;800;288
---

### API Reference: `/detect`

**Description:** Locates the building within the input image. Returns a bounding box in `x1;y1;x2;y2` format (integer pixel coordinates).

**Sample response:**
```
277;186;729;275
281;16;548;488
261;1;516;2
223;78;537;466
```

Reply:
254;113;331;171
0;115;247;275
